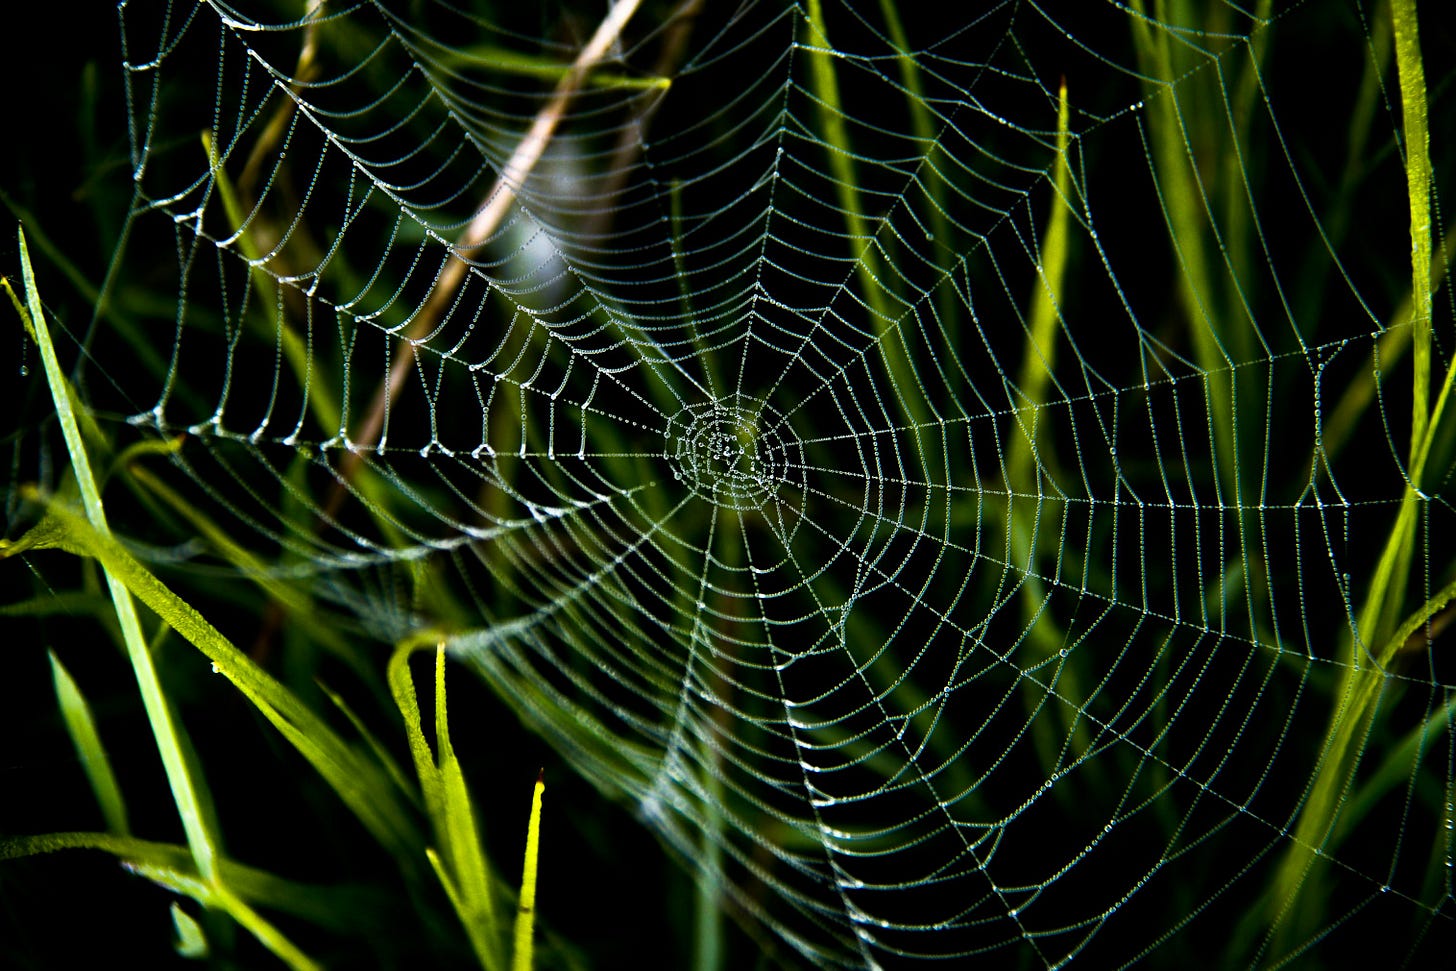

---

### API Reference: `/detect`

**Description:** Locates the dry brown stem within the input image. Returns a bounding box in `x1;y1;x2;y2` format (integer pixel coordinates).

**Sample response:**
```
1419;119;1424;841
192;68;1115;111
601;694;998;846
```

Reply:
327;0;645;519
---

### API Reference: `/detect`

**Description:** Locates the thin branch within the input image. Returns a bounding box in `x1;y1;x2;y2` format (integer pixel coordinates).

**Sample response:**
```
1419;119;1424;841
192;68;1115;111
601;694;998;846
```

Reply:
328;0;644;516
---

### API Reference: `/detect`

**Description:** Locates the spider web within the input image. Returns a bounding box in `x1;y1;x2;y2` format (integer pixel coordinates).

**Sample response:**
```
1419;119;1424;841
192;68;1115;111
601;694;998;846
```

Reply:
103;0;1456;965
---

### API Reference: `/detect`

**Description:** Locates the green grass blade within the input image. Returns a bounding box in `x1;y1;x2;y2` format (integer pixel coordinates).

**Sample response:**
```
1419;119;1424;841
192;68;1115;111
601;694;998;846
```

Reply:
316;679;418;802
1;830;381;937
11;496;423;867
1392;0;1433;461
17;225;221;885
1266;1;1439;945
49;649;130;835
512;772;545;971
125;862;322;971
389;641;447;824
391;641;504;970
125;460;352;659
436;645;503;971
1016;77;1073;415
171;901;209;959
1002;80;1093;770
802;1;926;435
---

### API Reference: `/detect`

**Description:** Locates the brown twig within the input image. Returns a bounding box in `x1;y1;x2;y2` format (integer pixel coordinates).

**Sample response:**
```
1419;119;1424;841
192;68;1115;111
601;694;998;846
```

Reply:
326;0;644;520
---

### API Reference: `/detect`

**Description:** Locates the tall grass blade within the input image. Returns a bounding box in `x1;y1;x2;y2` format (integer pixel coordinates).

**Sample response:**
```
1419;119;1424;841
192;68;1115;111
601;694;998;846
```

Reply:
11;497;422;866
512;771;545;971
802;0;925;434
0;830;377;936
1265;0;1439;949
49;649;130;835
1393;0;1433;458
171;901;209;959
17;225;221;886
390;641;504;971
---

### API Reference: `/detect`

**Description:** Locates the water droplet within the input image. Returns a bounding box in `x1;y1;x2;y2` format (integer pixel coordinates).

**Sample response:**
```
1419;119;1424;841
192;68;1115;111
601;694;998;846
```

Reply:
18;364;28;377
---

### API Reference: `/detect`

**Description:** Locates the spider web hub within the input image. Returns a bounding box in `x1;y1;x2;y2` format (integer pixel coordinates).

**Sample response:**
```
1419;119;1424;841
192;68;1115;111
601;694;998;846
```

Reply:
664;398;804;514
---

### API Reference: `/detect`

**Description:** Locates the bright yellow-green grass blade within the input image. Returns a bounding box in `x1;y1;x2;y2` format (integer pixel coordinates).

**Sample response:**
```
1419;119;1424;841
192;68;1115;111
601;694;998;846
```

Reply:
0;831;327;970
171;901;209;959
512;771;545;971
1;830;380;932
15;226;221;887
8;497;422;866
390;641;503;971
1001;80;1094;773
49;649;130;835
1267;0;1439;945
1393;0;1433;458
436;645;502;969
802;0;926;435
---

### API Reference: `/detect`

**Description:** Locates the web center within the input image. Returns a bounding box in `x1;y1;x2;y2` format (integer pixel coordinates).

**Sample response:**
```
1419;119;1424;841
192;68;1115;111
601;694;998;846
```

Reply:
665;400;799;512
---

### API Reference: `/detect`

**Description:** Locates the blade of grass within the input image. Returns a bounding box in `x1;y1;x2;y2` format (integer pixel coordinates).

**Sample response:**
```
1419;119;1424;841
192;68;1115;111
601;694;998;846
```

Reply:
1001;80;1094;771
124;457;353;659
390;641;504;971
316;679;419;802
49;649;130;835
512;771;545;971
802;0;926;435
171;901;209;959
1393;0;1433;457
1;830;383;933
877;0;950;328
1265;0;1438;946
16;225;220;886
124;862;321;971
6;495;423;866
436;645;502;970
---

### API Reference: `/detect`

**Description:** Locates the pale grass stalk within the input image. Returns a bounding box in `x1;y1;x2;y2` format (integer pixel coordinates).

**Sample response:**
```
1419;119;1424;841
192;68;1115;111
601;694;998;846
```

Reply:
334;0;643;506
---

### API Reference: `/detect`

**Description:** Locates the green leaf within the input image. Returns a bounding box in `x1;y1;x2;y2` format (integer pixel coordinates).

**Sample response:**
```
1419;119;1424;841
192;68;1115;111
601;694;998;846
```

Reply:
49;649;130;835
512;772;545;971
391;641;504;971
17;225;222;887
13;496;422;868
0;831;378;933
171;902;209;960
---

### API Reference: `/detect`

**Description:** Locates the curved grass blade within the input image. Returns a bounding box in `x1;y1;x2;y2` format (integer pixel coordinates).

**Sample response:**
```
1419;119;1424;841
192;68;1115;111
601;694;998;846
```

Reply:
512;771;545;971
49;649;130;835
